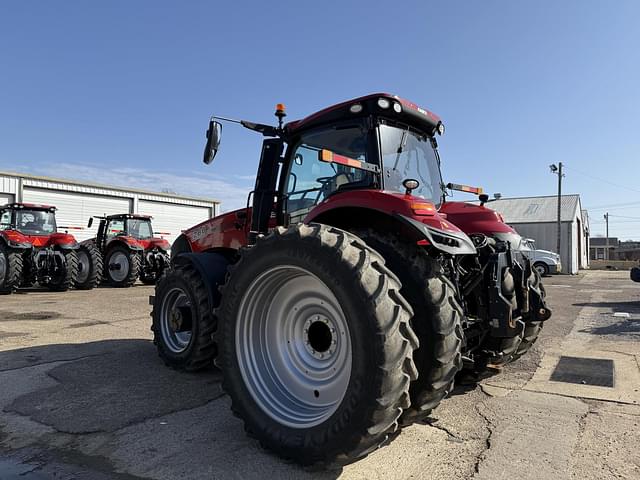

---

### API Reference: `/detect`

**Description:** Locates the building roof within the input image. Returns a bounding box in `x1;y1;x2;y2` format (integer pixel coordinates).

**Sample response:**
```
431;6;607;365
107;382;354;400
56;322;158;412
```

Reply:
483;194;581;223
0;170;220;205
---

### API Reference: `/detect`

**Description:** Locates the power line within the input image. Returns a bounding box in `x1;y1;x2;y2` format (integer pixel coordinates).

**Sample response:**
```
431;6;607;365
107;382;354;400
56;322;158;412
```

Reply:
586;201;640;210
609;214;640;220
563;165;640;194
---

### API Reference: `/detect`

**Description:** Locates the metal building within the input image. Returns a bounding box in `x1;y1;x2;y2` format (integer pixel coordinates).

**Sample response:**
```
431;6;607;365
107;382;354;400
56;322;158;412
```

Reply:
484;194;590;274
0;171;219;245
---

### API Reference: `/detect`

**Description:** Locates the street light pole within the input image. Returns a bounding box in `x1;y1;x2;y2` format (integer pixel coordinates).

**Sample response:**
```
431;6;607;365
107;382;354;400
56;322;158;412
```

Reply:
550;162;564;258
604;212;609;260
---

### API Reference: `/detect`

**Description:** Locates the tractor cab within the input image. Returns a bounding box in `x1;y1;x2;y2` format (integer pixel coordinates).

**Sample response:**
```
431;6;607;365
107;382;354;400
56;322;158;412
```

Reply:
203;93;475;253
0;203;58;237
91;214;168;250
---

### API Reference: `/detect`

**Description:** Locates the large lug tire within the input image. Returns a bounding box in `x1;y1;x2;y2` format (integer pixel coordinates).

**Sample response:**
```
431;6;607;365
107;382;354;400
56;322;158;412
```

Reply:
350;229;464;426
0;244;24;294
511;271;546;361
74;243;103;290
105;245;140;287
48;250;78;292
477;267;523;367
217;224;418;467
151;263;219;371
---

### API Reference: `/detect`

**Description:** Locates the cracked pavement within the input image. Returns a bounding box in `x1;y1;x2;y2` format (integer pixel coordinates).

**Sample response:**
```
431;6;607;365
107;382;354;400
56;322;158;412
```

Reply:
0;271;639;479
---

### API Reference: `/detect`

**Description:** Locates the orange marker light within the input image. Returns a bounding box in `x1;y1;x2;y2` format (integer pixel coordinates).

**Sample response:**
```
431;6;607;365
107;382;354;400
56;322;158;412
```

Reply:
411;202;436;216
275;103;286;113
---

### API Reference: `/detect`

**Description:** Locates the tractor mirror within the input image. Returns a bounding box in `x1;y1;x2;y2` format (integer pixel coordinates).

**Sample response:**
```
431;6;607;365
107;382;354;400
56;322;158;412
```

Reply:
87;217;93;228
203;120;223;165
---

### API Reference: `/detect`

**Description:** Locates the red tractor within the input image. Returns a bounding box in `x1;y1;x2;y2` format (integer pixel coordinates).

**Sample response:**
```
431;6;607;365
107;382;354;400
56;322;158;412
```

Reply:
151;94;550;466
0;203;91;293
81;214;170;288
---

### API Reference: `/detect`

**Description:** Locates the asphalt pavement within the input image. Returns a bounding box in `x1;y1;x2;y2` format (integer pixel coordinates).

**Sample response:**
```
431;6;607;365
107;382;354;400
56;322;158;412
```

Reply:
0;271;638;479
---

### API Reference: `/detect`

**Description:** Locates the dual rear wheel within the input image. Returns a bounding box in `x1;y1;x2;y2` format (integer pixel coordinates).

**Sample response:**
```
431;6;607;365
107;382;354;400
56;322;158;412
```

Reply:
153;224;465;466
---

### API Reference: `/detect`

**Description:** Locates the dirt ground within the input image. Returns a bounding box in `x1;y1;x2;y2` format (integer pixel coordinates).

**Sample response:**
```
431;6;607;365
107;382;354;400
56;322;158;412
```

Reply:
1;271;639;479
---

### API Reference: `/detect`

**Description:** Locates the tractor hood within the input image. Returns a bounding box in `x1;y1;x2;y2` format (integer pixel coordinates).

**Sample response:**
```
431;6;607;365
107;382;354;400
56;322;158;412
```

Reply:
137;237;171;252
2;230;78;249
439;201;517;236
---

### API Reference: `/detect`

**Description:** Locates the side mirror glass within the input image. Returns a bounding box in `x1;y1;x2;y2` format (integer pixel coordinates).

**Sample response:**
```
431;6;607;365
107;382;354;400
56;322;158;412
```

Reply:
203;120;222;165
87;217;93;228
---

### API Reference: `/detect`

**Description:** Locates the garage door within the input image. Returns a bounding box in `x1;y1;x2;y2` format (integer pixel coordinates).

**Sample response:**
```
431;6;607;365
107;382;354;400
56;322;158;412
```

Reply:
138;200;212;246
0;193;13;206
23;188;131;242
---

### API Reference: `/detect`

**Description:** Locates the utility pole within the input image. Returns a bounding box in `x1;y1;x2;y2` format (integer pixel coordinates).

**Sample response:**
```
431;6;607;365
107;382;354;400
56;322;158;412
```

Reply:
550;162;564;257
604;212;609;260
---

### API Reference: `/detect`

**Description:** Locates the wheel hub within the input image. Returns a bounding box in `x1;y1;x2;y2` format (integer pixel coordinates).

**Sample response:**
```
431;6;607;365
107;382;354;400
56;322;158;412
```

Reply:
160;288;193;353
236;265;352;429
303;315;337;359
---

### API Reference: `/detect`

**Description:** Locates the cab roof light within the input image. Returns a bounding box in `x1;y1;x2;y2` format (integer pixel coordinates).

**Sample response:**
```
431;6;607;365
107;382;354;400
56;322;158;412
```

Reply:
446;183;484;195
377;98;391;109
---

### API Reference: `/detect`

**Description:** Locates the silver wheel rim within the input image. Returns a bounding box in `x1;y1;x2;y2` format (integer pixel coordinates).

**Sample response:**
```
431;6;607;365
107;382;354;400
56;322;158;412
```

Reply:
76;250;91;284
236;265;352;429
535;264;546;275
0;252;6;282
159;287;193;353
109;252;130;282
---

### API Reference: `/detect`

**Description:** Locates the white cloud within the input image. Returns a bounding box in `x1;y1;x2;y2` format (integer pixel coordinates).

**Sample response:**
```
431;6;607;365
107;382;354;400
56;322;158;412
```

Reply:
3;162;251;213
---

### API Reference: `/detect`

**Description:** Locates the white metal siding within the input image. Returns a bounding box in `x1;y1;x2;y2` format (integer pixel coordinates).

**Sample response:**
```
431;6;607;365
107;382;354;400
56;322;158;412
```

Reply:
138;200;211;245
0;193;14;205
510;221;578;274
23;188;132;242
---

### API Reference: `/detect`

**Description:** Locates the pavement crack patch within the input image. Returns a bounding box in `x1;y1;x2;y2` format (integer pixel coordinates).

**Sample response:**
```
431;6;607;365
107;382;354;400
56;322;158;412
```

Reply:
0;353;107;373
472;403;494;476
424;419;465;443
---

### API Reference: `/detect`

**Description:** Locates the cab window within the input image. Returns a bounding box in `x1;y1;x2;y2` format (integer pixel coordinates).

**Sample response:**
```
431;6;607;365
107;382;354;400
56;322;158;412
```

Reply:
285;125;373;222
107;219;125;237
0;210;11;230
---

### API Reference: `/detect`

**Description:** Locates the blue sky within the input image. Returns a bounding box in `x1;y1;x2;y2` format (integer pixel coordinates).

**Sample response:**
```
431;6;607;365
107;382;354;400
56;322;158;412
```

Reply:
1;1;639;238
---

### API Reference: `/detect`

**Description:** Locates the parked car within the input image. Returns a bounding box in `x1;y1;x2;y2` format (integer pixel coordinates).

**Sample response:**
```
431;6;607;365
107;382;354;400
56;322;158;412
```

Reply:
519;238;562;276
631;264;640;282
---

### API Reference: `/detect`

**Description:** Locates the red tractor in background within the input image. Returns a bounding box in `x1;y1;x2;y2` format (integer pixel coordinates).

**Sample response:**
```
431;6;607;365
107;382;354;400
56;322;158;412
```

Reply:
0;203;95;293
151;94;551;467
81;214;170;288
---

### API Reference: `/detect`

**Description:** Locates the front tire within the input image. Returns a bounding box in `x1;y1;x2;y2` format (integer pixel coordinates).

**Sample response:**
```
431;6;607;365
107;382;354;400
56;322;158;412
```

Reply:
0;244;24;294
511;271;546;361
105;245;140;287
217;224;418;467
350;229;464;426
533;262;549;277
152;263;219;371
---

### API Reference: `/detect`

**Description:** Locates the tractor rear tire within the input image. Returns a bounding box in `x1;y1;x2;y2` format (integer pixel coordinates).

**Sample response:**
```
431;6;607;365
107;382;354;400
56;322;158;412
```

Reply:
48;250;78;292
511;271;546;362
350;229;464;426
217;224;418;467
152;263;219;371
105;245;140;288
0;244;24;294
74;243;103;290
